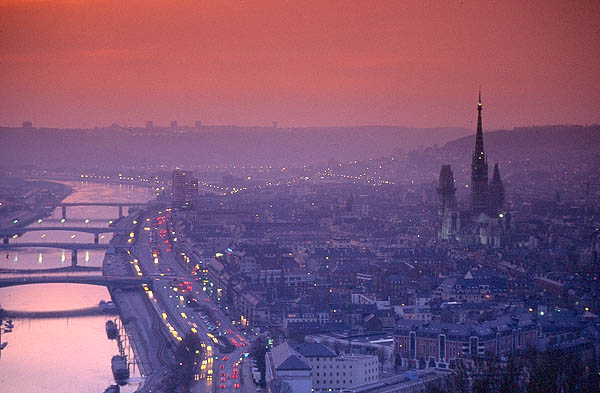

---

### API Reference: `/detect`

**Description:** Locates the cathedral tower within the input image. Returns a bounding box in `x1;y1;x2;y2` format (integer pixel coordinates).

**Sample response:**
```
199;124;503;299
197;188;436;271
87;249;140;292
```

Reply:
489;162;505;215
438;165;459;240
471;91;489;214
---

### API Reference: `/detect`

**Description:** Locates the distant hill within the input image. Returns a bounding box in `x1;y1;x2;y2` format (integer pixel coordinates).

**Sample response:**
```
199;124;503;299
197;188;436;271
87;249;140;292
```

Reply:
396;124;600;200
440;124;600;167
0;125;470;169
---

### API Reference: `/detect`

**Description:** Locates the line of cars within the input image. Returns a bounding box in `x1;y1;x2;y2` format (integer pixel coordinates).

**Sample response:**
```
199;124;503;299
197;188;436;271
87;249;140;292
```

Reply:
219;359;240;389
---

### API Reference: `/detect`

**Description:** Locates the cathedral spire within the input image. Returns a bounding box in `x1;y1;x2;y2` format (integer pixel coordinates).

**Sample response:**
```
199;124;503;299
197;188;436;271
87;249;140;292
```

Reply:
489;162;505;215
492;162;501;183
471;90;488;214
476;89;484;156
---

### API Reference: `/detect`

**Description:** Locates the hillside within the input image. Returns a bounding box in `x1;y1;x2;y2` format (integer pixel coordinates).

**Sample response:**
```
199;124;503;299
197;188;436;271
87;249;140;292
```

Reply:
0;125;470;169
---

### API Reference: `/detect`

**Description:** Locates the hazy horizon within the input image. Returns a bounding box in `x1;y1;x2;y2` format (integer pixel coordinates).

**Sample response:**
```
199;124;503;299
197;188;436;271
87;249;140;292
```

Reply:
1;1;599;129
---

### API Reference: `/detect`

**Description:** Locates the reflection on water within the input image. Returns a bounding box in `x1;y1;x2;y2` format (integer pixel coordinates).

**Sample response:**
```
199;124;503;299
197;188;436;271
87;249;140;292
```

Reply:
0;284;143;393
0;181;151;393
3;181;151;271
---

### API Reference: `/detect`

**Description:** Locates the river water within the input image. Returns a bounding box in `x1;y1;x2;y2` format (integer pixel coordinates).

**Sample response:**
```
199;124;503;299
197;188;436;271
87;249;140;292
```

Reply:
0;181;153;393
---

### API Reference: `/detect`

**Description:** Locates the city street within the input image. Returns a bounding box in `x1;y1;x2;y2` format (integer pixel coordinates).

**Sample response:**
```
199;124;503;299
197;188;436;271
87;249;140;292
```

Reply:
132;210;257;393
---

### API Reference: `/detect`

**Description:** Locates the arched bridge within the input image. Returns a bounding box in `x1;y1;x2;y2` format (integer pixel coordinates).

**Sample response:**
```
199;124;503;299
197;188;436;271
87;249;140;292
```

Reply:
0;242;110;266
0;242;109;251
0;275;154;289
47;202;147;220
0;227;130;245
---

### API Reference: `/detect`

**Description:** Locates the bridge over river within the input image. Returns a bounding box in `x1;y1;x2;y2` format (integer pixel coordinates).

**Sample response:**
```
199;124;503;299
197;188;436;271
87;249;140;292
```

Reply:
0;226;131;245
0;242;111;267
0;306;119;319
0;275;153;289
50;202;147;220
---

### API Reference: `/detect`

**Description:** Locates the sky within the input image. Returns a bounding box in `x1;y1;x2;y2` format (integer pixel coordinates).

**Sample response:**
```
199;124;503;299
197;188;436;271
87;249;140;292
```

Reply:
0;0;598;129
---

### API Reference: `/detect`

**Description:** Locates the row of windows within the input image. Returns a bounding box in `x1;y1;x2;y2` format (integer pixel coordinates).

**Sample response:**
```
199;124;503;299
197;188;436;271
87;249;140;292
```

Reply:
315;380;352;385
315;372;352;377
314;364;353;369
314;357;345;362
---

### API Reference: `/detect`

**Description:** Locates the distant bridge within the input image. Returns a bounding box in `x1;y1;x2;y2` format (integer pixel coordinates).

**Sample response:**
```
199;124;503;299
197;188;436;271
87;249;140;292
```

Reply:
0;265;102;275
0;242;109;251
1;306;118;319
0;226;130;244
43;202;147;220
0;242;110;266
0;275;153;289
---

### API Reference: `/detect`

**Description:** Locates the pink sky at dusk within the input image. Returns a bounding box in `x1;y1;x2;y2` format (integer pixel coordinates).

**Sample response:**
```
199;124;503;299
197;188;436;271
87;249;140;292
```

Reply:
0;0;598;129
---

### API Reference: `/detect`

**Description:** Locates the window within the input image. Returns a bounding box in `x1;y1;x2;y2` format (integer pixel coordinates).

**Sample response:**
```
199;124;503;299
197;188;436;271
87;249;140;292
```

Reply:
470;337;478;355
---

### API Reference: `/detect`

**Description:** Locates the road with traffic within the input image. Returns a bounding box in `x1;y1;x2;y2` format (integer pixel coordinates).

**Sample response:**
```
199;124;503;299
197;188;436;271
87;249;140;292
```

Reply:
131;209;257;393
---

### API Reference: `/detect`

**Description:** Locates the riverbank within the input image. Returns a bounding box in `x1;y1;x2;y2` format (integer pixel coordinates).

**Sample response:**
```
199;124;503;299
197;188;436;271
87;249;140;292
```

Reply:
103;211;175;393
0;180;150;393
0;178;73;228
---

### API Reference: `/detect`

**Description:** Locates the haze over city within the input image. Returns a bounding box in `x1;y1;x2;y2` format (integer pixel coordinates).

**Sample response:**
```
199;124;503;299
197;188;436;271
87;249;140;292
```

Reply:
1;2;600;393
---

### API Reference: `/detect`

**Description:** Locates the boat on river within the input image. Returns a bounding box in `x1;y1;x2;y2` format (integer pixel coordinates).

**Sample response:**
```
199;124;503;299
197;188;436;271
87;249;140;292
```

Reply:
106;320;118;339
103;384;120;393
111;355;129;384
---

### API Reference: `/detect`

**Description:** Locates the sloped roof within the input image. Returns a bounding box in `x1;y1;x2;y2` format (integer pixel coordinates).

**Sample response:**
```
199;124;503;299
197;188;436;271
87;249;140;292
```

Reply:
292;342;336;357
276;354;311;371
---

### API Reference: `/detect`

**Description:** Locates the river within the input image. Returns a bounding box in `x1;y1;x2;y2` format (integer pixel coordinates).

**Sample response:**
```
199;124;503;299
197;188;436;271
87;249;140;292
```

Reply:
0;180;153;393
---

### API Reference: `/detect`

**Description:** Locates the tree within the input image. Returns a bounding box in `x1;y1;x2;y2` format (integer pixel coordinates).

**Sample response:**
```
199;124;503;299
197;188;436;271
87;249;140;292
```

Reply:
471;352;501;393
499;354;524;393
377;347;386;371
523;347;599;393
425;377;456;393
424;381;447;393
526;348;562;393
452;359;472;393
250;335;268;385
394;352;402;373
173;331;204;391
270;377;294;393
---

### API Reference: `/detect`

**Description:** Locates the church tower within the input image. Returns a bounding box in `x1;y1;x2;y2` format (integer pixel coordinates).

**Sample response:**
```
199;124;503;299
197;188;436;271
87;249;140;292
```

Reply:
438;165;459;240
488;162;504;215
471;91;489;214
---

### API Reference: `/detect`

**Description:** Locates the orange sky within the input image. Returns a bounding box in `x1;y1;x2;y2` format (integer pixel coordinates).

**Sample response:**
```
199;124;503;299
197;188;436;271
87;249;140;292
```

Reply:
0;0;598;129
